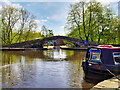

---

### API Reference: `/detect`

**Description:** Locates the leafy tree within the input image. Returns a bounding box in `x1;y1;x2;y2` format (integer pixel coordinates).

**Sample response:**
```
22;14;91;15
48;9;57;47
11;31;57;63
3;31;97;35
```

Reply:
0;5;38;45
0;5;20;44
48;29;54;37
65;2;83;40
41;25;54;37
41;25;48;37
65;0;119;44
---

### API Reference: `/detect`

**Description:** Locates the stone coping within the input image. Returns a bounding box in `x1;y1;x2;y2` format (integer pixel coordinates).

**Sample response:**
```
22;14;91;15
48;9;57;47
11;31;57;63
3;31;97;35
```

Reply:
91;75;120;89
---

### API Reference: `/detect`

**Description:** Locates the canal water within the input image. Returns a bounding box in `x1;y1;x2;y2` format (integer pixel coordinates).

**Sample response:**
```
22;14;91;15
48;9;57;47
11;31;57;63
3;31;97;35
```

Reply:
1;48;94;88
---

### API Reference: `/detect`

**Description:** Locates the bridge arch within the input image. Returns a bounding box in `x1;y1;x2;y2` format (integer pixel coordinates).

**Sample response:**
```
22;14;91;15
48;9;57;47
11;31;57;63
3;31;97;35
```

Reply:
42;36;85;47
3;36;97;48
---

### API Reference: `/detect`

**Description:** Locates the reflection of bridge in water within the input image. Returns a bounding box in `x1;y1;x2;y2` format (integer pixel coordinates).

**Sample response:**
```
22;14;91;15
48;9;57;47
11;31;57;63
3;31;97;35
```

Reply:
3;36;98;48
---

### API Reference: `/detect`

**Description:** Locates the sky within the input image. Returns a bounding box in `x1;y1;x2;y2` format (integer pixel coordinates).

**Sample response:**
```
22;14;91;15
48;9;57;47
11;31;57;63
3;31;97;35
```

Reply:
0;0;119;36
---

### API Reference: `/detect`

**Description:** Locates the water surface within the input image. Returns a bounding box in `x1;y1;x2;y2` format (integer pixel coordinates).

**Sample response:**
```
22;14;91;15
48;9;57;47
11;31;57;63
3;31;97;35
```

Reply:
1;48;94;88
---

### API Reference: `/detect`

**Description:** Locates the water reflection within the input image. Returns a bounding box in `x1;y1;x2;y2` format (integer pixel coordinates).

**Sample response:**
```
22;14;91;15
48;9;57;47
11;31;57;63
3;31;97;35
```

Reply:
43;49;67;60
1;49;94;88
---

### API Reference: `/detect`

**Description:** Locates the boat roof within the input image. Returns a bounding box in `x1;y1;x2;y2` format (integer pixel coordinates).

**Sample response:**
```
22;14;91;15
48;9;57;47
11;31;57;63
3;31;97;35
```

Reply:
88;45;120;50
88;45;120;65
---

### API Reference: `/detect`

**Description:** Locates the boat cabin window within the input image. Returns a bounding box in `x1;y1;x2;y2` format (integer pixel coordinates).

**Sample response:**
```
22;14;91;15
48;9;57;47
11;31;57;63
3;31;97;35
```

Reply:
113;52;120;64
91;52;100;60
89;49;101;63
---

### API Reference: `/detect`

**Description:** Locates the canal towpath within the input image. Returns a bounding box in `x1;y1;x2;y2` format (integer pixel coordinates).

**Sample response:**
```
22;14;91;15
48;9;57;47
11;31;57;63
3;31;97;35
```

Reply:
91;75;120;89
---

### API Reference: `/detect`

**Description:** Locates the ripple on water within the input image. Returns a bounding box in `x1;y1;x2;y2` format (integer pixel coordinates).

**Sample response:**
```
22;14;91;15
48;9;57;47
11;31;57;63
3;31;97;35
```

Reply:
2;50;94;88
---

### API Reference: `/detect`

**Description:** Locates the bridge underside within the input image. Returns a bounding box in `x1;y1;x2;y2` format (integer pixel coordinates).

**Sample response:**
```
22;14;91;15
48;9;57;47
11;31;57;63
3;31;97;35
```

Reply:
43;36;97;47
43;39;83;47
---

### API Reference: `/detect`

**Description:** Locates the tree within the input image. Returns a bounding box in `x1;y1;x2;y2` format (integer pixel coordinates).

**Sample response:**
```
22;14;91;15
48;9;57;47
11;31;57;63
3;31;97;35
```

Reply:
65;0;119;44
0;5;20;44
0;4;37;45
48;29;54;37
65;2;83;40
41;25;48;37
41;25;54;37
19;9;37;42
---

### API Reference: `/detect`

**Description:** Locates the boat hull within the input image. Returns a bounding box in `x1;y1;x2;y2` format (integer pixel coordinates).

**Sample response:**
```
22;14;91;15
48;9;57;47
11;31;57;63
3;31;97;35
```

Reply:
82;61;120;83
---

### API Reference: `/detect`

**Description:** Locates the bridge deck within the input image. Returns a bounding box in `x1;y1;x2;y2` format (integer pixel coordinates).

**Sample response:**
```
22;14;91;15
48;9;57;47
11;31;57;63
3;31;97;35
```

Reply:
2;36;98;48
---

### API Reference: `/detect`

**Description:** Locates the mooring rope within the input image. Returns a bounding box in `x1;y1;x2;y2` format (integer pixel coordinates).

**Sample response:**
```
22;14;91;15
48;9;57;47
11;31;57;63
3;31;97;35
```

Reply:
102;64;120;81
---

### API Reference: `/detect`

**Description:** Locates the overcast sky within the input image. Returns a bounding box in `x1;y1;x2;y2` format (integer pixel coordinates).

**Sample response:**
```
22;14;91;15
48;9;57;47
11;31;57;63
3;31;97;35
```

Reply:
0;0;119;36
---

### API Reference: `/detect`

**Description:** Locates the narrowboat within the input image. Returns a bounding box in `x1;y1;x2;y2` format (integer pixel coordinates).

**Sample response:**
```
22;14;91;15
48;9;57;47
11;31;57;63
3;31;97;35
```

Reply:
82;45;120;83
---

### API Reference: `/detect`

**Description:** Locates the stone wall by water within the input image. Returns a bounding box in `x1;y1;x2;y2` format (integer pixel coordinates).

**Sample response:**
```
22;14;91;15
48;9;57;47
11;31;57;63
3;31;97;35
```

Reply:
91;75;120;89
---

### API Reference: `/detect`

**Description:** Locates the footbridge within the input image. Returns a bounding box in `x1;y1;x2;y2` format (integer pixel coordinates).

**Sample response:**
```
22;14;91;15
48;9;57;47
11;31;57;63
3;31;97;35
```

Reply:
3;36;98;48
